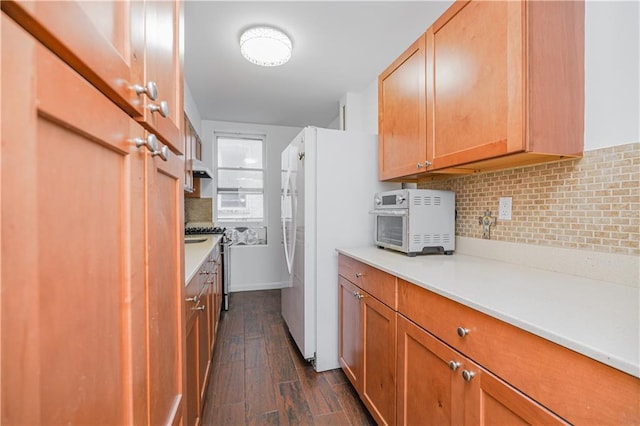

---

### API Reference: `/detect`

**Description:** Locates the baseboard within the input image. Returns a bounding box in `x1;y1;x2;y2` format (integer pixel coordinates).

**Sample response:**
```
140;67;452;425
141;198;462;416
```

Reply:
229;280;289;292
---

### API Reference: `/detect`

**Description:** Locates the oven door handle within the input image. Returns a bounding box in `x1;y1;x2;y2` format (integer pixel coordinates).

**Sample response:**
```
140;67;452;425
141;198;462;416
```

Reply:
369;209;408;216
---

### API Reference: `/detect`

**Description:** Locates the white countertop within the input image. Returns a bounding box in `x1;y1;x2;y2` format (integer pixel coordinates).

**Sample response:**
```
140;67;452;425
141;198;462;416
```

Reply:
336;246;640;378
184;235;221;283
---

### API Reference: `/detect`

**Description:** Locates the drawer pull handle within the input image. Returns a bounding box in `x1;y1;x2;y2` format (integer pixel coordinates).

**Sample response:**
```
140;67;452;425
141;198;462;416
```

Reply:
355;272;363;278
456;327;470;338
152;145;170;162
185;296;198;303
448;361;460;371
192;305;205;311
149;100;169;118
462;370;475;382
133;81;158;100
132;133;158;152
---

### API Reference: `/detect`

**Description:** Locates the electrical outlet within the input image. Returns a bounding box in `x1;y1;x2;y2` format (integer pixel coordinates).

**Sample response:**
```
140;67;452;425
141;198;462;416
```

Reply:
498;197;512;220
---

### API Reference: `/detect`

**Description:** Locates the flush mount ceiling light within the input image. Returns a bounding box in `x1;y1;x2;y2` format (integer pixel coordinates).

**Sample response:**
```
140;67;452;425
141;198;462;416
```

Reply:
240;26;292;67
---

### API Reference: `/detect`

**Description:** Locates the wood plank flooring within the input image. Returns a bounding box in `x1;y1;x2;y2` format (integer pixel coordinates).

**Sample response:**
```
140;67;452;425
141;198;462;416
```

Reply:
201;290;376;425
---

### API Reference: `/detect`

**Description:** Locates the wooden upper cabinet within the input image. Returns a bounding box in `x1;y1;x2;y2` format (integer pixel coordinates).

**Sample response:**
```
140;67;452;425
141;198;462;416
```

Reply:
378;34;427;181
426;0;584;172
1;0;184;154
134;0;184;154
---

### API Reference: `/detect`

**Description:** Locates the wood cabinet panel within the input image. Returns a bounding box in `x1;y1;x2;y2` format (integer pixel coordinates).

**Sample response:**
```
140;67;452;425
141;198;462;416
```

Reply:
339;277;362;389
147;149;185;426
1;15;144;424
2;0;184;154
397;315;565;425
338;254;397;309
425;0;583;172
378;34;427;180
362;294;397;425
398;279;640;425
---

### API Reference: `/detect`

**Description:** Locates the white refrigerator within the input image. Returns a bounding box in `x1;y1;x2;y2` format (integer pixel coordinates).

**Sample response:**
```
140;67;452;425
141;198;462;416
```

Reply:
280;126;396;372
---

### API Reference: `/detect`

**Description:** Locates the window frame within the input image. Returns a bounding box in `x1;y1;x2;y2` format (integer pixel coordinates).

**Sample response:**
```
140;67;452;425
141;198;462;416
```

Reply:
213;132;268;228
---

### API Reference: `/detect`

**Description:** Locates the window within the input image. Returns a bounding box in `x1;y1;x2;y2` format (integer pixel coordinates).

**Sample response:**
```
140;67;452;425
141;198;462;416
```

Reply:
215;133;267;244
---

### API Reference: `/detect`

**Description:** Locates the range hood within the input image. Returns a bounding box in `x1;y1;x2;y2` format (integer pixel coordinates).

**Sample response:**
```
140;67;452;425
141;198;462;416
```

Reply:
192;159;213;179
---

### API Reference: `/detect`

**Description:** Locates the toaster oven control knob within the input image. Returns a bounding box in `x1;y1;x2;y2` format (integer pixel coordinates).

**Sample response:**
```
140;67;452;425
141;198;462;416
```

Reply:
396;195;405;204
374;197;381;206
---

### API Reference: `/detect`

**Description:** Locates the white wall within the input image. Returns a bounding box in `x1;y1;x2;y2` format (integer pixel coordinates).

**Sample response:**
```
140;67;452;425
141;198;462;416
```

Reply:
584;0;639;150
183;81;202;136
350;1;640;151
200;120;302;291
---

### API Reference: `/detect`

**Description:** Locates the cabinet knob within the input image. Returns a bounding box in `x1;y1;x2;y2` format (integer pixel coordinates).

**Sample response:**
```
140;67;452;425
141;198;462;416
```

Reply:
462;370;475;382
355;292;364;300
132;133;158;152
424;160;432;167
199;270;210;275
152;145;170;162
132;81;158;100
448;361;461;371
355;272;363;278
149;100;169;118
416;163;423;169
456;327;470;338
192;305;206;311
185;295;198;303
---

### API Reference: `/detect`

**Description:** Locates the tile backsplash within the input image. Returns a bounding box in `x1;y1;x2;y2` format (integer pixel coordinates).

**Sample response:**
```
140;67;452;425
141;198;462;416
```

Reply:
184;198;213;223
418;143;639;256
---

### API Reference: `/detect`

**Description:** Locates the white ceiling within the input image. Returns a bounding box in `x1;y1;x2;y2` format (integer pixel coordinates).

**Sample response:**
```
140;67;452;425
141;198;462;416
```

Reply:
184;1;454;128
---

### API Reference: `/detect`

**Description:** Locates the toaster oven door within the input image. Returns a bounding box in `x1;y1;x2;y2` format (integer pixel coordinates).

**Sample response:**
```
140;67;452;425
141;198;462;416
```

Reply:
372;209;407;252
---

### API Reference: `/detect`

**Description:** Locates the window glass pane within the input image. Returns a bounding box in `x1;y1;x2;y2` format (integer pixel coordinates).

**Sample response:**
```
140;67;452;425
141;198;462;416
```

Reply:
217;169;263;191
217;193;264;221
217;138;263;168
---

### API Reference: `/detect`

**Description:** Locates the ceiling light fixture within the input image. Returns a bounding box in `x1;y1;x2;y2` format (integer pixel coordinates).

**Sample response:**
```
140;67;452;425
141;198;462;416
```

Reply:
240;26;292;67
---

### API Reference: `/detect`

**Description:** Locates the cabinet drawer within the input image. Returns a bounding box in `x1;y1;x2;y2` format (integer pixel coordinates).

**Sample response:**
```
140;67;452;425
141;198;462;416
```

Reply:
338;254;397;309
398;279;640;425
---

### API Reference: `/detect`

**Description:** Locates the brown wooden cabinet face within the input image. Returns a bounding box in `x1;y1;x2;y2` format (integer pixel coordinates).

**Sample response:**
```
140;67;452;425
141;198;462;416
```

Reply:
146;145;185;426
1;15;144;424
362;295;397;425
427;1;514;168
339;277;362;389
378;34;427;180
397;315;463;425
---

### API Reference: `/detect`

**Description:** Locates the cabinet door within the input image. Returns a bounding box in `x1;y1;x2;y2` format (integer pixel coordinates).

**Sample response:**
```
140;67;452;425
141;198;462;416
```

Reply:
185;315;200;426
426;1;524;169
339;277;363;390
1;0;143;119
138;0;183;154
146;141;185;426
378;34;427;180
397;315;464;425
362;294;397;426
462;361;566;425
1;15;145;424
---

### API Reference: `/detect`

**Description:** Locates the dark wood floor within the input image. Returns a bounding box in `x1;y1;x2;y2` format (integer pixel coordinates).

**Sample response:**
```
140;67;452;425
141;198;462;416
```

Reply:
201;289;376;425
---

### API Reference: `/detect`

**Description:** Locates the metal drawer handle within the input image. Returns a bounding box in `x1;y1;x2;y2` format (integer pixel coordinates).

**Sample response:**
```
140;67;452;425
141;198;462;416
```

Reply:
149;100;169;118
200;270;210;275
132;133;158;153
355;272;363;278
185;295;198;303
132;81;158;100
448;361;460;371
152;145;170;162
192;305;205;311
456;327;470;338
462;370;475;382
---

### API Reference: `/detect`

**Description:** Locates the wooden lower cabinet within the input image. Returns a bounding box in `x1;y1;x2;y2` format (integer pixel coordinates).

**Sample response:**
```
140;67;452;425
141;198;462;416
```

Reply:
397;315;565;425
339;276;396;426
184;244;222;425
